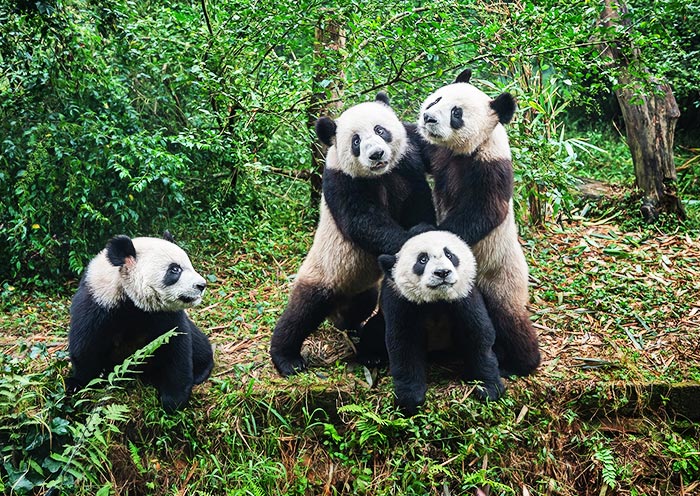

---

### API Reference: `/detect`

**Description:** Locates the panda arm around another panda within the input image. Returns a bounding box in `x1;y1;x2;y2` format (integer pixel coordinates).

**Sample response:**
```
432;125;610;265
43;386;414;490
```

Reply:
434;156;513;247
322;167;416;256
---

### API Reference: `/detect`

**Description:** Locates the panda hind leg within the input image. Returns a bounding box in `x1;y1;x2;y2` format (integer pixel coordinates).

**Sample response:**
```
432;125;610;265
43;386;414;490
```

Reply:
330;287;378;331
270;282;335;377
482;292;541;377
356;310;388;367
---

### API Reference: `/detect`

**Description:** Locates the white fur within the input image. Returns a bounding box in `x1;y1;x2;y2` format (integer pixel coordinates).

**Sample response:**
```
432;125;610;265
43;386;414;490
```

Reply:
419;82;530;314
85;237;206;313
418;83;504;156
326;101;409;178
390;231;476;304
472;201;529;310
295;198;381;293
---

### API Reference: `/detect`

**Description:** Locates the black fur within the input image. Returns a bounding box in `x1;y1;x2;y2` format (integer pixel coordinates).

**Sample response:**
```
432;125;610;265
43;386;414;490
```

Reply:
491;93;516;124
455;68;472;83
315;116;337;146
106;235;136;266
322;123;436;257
375;91;390;106
450;106;464;130
270;282;338;376
67;237;213;412
380;255;504;416
432;150;513;246
270;108;436;377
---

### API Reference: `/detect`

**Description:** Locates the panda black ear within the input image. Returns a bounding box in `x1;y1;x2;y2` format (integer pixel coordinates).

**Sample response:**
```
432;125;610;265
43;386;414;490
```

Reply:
375;92;390;106
455;68;472;84
491;93;516;124
106;235;136;267
162;230;175;243
378;254;397;276
315;116;337;147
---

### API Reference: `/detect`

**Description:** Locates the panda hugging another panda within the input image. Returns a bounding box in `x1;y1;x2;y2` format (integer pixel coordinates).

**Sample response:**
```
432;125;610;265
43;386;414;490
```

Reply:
67;232;214;412
271;71;540;415
270;93;436;376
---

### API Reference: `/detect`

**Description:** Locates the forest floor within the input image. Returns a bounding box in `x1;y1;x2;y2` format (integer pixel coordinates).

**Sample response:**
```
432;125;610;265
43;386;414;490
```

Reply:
2;214;700;496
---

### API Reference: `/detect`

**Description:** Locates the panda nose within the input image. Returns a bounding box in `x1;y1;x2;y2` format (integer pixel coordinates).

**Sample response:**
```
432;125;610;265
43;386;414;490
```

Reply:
423;113;437;124
369;149;385;161
195;281;207;292
434;268;451;279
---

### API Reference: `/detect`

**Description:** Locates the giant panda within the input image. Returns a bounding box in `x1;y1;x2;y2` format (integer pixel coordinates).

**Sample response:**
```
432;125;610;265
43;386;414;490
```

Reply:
67;232;214;412
378;230;505;415
416;69;541;377
270;93;436;377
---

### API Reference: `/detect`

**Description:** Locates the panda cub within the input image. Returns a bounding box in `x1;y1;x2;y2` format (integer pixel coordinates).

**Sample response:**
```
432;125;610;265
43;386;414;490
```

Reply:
417;69;541;377
270;93;435;377
67;233;214;412
379;230;504;415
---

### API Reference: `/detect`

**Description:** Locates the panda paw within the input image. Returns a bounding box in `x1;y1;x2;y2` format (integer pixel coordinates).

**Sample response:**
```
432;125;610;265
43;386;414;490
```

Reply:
395;389;426;417
471;379;505;402
272;354;308;377
408;223;437;236
64;377;83;395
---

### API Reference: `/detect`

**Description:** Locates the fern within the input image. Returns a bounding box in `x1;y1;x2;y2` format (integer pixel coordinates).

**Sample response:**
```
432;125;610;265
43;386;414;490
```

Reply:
46;329;180;491
593;444;618;488
338;403;410;447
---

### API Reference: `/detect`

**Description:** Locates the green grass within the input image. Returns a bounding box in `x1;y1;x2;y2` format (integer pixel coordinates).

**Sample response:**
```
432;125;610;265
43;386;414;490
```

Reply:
2;158;700;495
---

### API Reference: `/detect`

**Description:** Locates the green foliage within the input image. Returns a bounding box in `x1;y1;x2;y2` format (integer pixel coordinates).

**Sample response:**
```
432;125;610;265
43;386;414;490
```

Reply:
0;329;177;495
2;0;698;284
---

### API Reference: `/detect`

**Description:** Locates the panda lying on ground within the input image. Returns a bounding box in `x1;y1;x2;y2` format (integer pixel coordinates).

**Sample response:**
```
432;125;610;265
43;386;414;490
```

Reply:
270;93;435;377
379;230;505;415
417;69;541;377
67;233;214;412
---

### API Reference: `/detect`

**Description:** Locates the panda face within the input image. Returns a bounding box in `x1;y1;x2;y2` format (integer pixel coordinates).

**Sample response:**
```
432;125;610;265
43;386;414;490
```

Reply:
418;82;515;155
320;100;408;178
388;231;477;304
86;236;207;313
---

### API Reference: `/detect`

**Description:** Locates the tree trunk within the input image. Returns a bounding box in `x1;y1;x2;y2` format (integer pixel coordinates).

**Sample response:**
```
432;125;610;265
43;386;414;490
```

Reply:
601;0;685;222
308;12;345;206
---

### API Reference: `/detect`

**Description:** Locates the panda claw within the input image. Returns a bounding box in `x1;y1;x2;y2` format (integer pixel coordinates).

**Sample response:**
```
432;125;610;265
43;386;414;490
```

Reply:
472;380;505;402
273;355;308;377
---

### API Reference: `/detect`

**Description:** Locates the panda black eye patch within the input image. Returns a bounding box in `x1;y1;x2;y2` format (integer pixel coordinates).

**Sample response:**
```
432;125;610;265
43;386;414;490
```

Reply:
163;263;183;286
450;106;464;129
413;253;429;276
444;247;460;267
425;96;442;110
374;125;392;142
351;134;361;157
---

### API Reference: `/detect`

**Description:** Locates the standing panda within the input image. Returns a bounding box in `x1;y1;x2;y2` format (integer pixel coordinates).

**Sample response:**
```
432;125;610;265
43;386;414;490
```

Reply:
67;233;214;412
416;69;541;377
379;230;505;415
270;93;436;377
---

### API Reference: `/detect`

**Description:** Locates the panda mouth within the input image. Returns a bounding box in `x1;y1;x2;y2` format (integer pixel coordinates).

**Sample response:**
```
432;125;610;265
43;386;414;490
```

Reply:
420;124;445;140
369;161;388;171
428;281;454;289
179;295;199;304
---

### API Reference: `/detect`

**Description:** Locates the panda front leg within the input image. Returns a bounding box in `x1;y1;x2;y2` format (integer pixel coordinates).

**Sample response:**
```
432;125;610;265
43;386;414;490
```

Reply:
382;287;427;416
453;292;505;401
270;281;335;377
189;320;214;385
149;330;195;412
